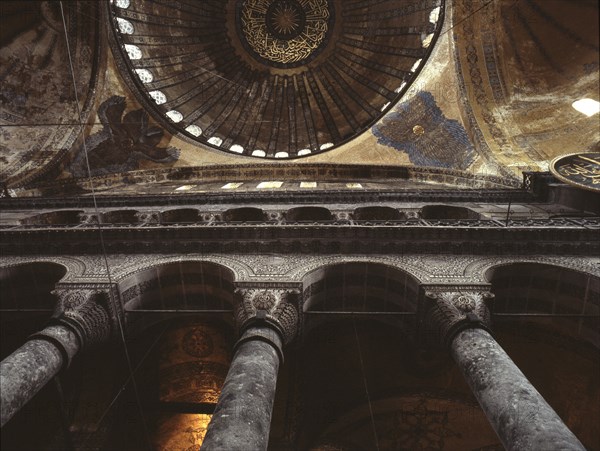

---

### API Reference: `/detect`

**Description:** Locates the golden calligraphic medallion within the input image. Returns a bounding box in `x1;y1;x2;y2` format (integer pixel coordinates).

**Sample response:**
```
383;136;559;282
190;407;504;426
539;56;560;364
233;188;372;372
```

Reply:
238;0;332;67
550;152;600;192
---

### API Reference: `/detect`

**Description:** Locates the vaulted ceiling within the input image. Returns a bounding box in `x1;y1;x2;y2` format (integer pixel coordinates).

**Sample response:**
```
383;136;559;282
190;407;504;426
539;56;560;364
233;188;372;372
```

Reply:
0;0;598;194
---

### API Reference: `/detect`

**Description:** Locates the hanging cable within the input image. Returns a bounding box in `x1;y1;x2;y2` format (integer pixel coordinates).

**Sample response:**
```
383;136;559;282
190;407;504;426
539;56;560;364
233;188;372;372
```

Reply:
59;2;152;447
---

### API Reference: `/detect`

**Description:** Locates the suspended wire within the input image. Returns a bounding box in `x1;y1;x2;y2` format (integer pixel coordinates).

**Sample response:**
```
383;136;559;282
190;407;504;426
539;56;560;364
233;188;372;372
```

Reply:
353;318;380;451
58;3;153;447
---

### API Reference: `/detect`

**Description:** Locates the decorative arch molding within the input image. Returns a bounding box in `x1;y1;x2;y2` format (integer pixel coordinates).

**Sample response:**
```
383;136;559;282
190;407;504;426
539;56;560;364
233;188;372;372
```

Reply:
112;255;254;283
0;256;85;282
464;256;600;283
283;255;429;283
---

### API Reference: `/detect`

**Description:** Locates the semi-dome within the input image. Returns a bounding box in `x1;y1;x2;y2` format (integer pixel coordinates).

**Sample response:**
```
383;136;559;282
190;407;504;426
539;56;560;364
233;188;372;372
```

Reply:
108;0;444;159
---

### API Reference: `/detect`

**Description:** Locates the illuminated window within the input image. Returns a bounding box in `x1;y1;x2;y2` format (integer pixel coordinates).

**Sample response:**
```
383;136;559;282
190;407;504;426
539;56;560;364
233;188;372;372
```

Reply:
300;182;317;188
429;7;441;23
274;151;289;158
149;90;167;105
124;44;142;60
116;18;134;34
175;185;195;191
208;137;223;147
346;183;363;189
421;33;434;48
319;143;333;150
185;125;202;137
135;69;153;83
221;182;243;189
410;59;422;73
166;110;183;123
395;82;407;93
112;0;130;7
297;148;311;156
381;102;390;111
257;181;283;189
572;99;600;117
252;149;266;157
230;144;244;153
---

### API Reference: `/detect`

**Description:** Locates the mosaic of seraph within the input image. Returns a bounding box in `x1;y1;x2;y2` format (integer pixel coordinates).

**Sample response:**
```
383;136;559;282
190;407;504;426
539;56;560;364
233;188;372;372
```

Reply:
69;96;180;177
372;92;476;170
0;1;99;187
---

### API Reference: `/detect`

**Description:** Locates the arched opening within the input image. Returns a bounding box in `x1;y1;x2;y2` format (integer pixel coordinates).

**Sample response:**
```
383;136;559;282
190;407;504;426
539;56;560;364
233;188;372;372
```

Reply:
160;208;201;224
118;261;235;333
352;206;404;221
421;205;480;220
485;263;600;448
302;262;419;314
222;207;266;222
101;210;139;224
286;207;333;222
20;210;83;226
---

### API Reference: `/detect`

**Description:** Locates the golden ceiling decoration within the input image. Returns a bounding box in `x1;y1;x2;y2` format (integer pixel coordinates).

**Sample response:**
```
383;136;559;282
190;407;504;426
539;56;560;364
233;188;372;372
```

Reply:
241;0;330;65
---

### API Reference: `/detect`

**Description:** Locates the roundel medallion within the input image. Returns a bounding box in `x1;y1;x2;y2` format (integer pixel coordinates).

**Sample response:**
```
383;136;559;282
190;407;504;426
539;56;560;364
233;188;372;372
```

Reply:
238;0;333;67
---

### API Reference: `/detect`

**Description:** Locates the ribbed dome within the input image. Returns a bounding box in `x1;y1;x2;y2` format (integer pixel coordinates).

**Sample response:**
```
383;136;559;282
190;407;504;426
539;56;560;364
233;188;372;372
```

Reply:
108;0;444;159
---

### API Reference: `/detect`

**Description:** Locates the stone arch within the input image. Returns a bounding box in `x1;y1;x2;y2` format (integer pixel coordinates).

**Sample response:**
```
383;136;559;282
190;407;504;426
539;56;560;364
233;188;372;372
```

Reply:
352;206;404;221
101;209;139;224
222;207;266;222
286;206;333;222
160;208;201;223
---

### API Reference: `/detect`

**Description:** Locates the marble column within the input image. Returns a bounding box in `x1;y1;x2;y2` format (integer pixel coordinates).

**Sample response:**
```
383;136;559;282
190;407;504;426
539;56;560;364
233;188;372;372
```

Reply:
201;289;299;451
424;290;585;450
1;289;111;427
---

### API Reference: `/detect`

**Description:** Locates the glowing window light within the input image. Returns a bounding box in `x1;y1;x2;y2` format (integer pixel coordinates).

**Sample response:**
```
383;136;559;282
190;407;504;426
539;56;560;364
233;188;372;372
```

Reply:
572;99;600;117
149;90;167;105
166;110;183;123
346;183;363;189
185;125;202;137
319;143;333;150
429;7;441;23
395;82;407;93
135;69;153;83
300;182;317;188
381;102;390;111
230;144;244;153
410;59;422;73
114;0;130;8
297;148;312;156
257;181;283;189
274;151;289;158
116;18;134;34
208;137;223;147
175;185;195;191
421;33;434;48
252;149;266;157
221;182;243;189
124;44;142;60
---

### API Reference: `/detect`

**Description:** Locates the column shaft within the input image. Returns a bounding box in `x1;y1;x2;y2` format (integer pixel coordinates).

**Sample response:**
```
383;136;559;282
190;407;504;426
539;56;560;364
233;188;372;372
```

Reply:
451;327;585;450
1;325;80;427
201;327;282;451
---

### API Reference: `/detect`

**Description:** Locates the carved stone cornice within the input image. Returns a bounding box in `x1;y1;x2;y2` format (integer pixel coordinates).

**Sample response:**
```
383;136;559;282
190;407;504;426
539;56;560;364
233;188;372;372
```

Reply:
422;289;494;348
234;288;300;346
50;288;113;350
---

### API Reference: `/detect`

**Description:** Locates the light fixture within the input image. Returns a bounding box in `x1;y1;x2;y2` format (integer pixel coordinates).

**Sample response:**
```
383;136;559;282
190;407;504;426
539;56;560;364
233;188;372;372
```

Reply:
572;99;600;117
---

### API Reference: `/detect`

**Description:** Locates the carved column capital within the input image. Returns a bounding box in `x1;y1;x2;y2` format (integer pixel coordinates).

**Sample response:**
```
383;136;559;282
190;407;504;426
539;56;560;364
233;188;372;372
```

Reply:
423;289;494;348
234;288;300;345
50;288;112;350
